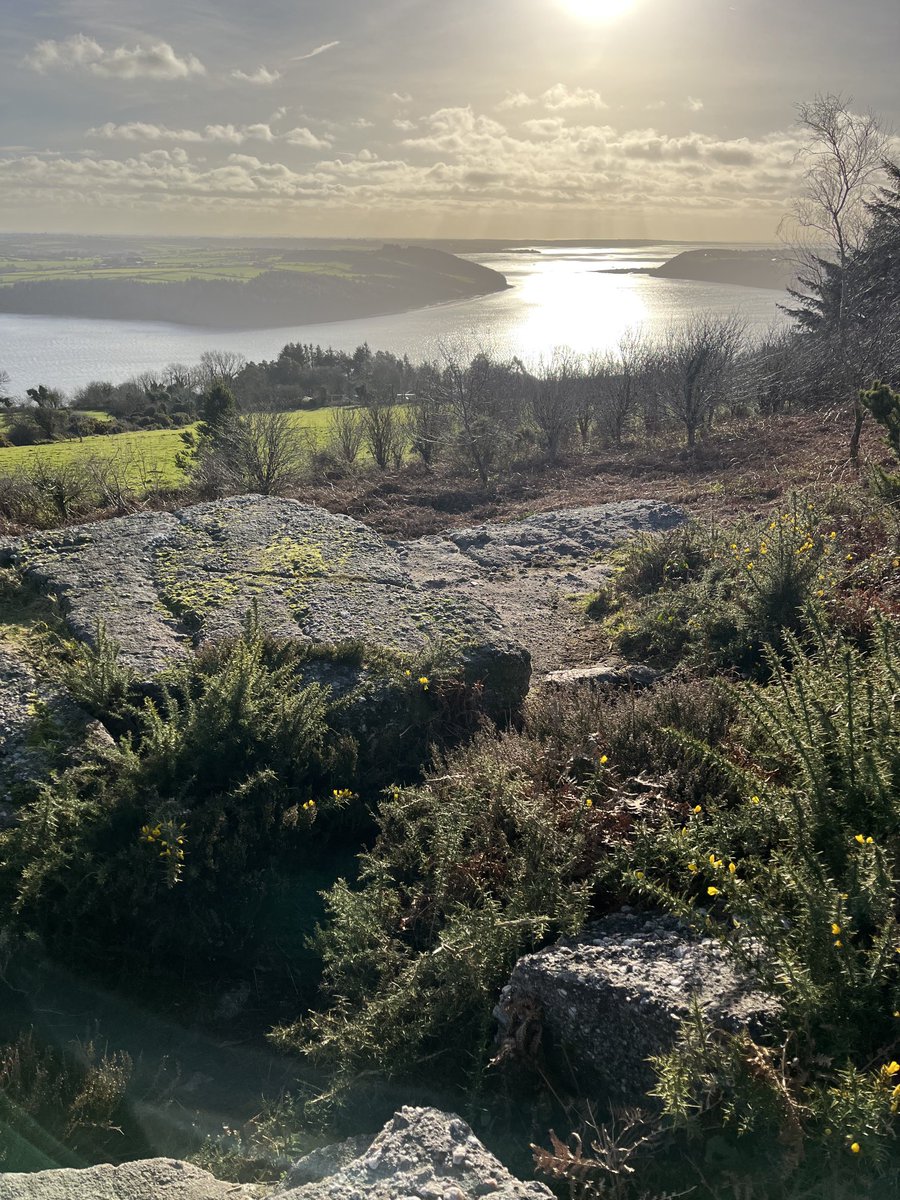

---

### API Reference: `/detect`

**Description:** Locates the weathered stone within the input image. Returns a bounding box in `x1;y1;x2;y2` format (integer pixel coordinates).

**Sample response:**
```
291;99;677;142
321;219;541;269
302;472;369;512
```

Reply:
415;501;685;571
541;660;661;690
496;913;781;1102
4;496;530;719
400;502;685;674
0;640;88;813
276;1134;375;1189
0;1157;263;1200
277;1107;552;1199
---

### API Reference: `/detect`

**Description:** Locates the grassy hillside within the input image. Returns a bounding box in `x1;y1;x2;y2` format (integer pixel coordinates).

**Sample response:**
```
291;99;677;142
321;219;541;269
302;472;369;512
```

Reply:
0;235;508;328
0;408;338;490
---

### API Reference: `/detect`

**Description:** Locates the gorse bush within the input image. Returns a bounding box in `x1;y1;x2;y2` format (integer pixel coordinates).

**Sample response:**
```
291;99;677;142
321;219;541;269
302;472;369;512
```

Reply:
0;620;356;973
618;618;900;1194
607;498;848;674
272;678;741;1111
0;615;500;984
274;729;597;1102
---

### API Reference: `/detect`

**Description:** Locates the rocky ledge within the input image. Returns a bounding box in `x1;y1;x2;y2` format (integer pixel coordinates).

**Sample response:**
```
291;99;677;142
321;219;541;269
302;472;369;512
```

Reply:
0;495;532;719
496;913;782;1101
1;1108;551;1200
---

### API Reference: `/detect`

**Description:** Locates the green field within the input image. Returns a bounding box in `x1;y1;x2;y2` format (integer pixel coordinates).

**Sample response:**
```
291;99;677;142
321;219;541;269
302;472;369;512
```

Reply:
0;240;360;287
0;408;340;490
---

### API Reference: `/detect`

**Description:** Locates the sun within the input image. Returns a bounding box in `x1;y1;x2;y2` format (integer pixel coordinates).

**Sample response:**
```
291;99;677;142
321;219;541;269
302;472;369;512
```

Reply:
560;0;636;21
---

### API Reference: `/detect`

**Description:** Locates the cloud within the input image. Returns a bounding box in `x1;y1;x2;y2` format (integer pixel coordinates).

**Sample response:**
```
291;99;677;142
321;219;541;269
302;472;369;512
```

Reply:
292;41;340;62
87;122;205;142
25;34;206;80
391;92;413;104
498;91;532;110
232;65;282;85
498;84;607;112
684;96;705;112
541;84;608;111
645;100;668;111
88;121;332;149
393;118;417;132
5;108;802;226
283;127;333;149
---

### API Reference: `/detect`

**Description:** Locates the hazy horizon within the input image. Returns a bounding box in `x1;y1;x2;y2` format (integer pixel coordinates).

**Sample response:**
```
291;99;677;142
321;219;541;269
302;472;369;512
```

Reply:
3;1;899;242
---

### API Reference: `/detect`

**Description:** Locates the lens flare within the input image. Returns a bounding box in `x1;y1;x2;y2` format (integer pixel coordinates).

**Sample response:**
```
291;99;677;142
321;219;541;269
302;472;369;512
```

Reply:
560;0;636;21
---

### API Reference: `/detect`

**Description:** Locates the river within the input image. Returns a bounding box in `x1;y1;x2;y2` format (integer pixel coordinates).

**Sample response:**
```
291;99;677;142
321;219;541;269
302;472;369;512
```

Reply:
0;243;791;396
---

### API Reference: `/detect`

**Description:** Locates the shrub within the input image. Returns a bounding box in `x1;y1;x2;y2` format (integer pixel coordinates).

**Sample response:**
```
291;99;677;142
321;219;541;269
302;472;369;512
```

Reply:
0;1030;136;1170
274;729;596;1102
0;621;355;975
615;618;900;1196
607;500;847;674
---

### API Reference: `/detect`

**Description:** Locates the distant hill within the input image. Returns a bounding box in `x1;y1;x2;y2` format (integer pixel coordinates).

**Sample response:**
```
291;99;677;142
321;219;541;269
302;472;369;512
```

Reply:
652;248;795;290
0;244;508;329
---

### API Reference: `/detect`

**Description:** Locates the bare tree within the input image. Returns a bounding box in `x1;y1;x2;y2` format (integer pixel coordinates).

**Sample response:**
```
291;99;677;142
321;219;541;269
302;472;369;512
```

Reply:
660;314;746;448
361;401;407;471
197;349;247;389
239;411;309;495
433;348;520;486
781;93;889;459
403;388;450;466
328;405;365;466
592;330;650;444
527;348;582;463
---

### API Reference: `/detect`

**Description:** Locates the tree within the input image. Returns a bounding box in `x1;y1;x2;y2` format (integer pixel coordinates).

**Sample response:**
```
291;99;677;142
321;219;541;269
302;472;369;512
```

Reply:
591;330;649;445
0;369;11;407
782;94;889;459
659;314;745;448
198;349;247;389
527;348;582;464
432;348;520;487
328;405;365;466
25;385;67;440
361;401;406;471
238;411;308;495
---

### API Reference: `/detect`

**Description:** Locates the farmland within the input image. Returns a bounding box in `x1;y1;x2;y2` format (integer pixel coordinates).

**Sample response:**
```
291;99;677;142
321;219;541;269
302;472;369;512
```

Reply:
0;407;339;490
0;233;508;328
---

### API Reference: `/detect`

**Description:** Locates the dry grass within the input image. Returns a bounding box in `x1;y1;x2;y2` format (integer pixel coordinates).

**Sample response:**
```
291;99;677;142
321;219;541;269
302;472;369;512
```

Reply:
302;411;890;539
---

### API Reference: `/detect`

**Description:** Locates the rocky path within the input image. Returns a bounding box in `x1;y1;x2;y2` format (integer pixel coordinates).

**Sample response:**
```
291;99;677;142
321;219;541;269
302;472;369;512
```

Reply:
399;500;684;675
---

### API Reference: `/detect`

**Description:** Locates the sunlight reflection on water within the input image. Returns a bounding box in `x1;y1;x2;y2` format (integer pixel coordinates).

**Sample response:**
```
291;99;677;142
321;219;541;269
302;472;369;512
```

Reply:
0;245;790;395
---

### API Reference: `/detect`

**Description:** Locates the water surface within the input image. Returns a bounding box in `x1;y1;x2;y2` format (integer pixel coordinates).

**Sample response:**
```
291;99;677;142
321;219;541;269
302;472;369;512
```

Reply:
0;244;790;395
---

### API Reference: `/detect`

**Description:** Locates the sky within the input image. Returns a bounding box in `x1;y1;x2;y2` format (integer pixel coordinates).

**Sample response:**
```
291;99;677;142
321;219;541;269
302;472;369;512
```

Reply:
1;0;898;241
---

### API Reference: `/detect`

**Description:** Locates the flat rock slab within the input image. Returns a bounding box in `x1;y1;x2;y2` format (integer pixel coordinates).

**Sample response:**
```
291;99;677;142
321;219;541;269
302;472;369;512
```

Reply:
277;1106;552;1199
0;1158;263;1200
542;661;661;690
496;913;780;1101
400;501;685;675
411;501;684;572
2;496;530;715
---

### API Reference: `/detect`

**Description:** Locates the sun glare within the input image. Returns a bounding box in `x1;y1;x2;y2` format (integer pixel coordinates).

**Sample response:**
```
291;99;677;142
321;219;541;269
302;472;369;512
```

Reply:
560;0;636;22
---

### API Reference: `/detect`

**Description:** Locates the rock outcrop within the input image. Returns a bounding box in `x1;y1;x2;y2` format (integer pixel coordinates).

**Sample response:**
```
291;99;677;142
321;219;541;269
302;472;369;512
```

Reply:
0;1158;263;1200
276;1106;552;1199
400;501;685;675
1;496;531;719
496;913;781;1101
542;660;661;691
0;1109;552;1200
